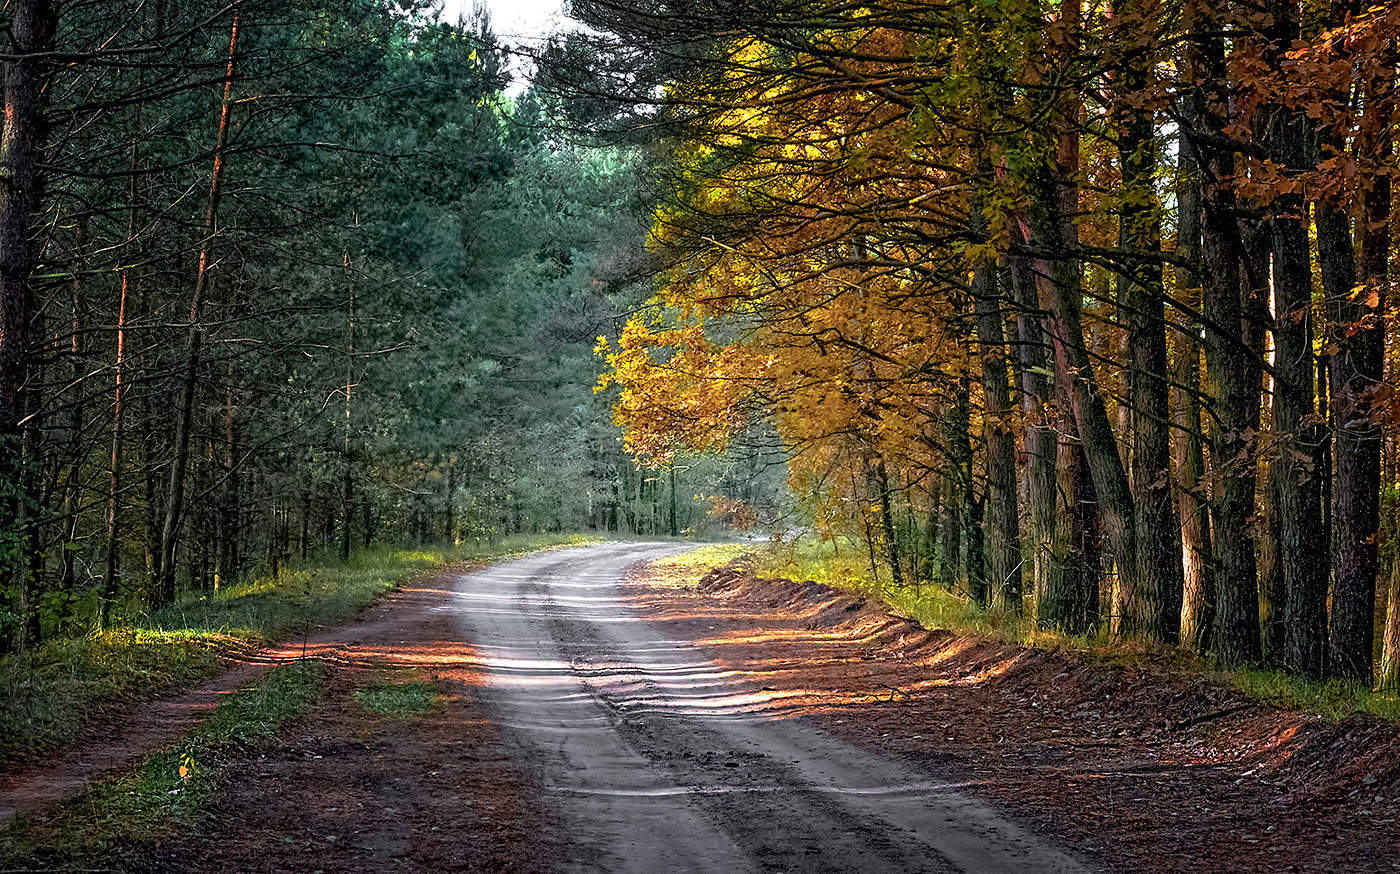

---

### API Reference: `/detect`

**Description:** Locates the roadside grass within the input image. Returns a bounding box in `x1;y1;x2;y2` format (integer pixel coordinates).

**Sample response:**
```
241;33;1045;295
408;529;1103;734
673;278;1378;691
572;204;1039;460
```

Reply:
0;533;600;760
645;542;750;583
353;679;439;716
1231;668;1400;722
0;659;327;865
670;537;1400;725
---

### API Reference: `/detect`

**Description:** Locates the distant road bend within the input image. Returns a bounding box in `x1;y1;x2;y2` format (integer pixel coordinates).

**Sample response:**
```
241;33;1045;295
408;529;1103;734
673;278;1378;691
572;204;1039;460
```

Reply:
452;542;1092;873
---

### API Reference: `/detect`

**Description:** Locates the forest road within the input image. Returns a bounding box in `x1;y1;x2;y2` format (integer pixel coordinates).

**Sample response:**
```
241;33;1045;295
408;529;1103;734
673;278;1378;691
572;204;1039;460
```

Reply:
451;542;1092;874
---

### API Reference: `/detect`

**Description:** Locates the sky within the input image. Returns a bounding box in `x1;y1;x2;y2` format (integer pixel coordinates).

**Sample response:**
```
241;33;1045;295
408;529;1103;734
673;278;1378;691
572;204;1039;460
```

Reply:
438;0;575;91
439;0;571;43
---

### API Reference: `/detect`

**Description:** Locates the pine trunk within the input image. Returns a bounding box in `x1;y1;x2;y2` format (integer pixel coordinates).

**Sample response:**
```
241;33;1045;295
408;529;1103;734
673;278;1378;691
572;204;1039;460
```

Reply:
1116;24;1183;643
1193;0;1262;666
972;197;1021;613
1325;67;1389;682
0;0;58;650
1172;107;1215;655
156;7;242;606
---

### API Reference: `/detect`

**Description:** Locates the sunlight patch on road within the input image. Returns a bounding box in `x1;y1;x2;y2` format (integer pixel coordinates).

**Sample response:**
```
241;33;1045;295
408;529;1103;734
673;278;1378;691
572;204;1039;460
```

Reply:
543;781;964;798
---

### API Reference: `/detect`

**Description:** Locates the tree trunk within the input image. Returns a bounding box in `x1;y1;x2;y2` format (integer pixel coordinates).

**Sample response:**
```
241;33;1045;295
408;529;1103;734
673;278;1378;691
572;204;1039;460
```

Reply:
1192;0;1261;666
668;467;679;536
874;459;904;588
1032;149;1138;642
1019;0;1102;633
1115;16;1183;643
216;384;240;587
103;142;144;625
1325;67;1389;683
1258;0;1328;676
938;391;968;590
156;6;242;607
0;0;58;650
1007;223;1060;625
973;238;1021;613
1172;101;1215;655
59;225;86;601
1382;558;1400;691
1382;433;1400;690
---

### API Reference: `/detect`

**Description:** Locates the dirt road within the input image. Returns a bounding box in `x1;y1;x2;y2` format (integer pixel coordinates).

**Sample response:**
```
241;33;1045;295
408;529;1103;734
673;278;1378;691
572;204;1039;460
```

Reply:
454;542;1089;873
18;540;1391;872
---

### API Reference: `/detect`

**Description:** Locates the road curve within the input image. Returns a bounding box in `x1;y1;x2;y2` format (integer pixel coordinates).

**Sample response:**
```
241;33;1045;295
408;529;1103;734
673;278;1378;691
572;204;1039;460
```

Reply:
450;542;1092;874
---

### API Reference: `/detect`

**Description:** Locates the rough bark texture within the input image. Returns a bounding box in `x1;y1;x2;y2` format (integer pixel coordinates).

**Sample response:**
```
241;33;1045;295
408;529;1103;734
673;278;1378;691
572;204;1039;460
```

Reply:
1007;233;1059;624
1383;546;1400;691
1115;19;1183;643
1258;3;1328;676
1193;0;1261;666
0;0;59;651
874;459;905;589
939;378;973;593
1024;0;1101;634
1035;184;1138;642
972;201;1021;614
1171;107;1215;656
1324;65;1388;682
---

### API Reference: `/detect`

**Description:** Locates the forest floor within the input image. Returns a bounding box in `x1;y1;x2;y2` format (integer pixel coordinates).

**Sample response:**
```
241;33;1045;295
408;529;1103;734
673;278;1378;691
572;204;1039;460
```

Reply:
4;542;1399;872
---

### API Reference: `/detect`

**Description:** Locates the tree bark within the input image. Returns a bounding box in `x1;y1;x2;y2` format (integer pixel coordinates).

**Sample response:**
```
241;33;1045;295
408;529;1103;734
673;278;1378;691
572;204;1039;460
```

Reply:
103;139;143;625
1325;60;1389;683
0;0;59;650
1006;223;1060;626
1256;0;1328;676
874;459;904;588
1019;0;1101;633
1191;0;1262;666
973;237;1022;613
1383;557;1400;690
938;386;969;591
1172;98;1215;655
155;5;242;606
1114;9;1183;642
1033;154;1139;643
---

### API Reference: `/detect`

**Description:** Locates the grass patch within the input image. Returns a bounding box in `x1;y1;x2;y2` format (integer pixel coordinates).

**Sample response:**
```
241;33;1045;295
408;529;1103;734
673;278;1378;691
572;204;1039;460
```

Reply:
0;533;600;760
749;537;1050;644
353;679;439;716
692;537;1400;725
0;659;326;864
1231;667;1400;722
646;542;749;585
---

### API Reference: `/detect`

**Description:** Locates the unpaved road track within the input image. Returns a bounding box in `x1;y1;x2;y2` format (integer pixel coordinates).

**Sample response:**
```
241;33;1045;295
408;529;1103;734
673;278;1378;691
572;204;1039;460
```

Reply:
454;542;1090;873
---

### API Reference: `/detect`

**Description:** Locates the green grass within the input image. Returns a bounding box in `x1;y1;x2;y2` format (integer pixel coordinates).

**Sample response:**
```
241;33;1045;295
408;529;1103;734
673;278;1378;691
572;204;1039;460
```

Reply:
749;537;1049;643
683;537;1400;725
353;679;439;716
1231;667;1400;722
0;660;327;864
0;533;600;760
647;542;750;580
